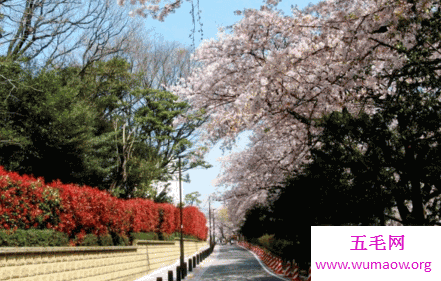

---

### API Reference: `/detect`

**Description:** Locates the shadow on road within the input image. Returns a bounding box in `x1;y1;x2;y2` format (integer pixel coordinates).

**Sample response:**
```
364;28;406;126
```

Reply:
192;245;288;281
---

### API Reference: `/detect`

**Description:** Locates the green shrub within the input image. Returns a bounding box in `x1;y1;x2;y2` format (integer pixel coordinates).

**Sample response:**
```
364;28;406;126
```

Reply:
272;238;294;255
118;234;129;246
258;234;274;250
129;232;158;242
127;231;196;243
250;237;259;245
109;231;129;246
4;229;27;246
26;229;49;246
79;234;99;246
252;234;298;262
0;230;8;246
186;234;199;241
0;228;69;247
99;234;114;246
171;232;200;241
48;230;70;246
161;232;172;241
163;232;192;241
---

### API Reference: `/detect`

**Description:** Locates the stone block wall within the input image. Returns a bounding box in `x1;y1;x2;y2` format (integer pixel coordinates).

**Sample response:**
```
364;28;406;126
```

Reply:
0;239;208;281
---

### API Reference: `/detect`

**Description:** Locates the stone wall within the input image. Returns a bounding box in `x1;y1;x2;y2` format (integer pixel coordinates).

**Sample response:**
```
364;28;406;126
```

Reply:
0;239;208;281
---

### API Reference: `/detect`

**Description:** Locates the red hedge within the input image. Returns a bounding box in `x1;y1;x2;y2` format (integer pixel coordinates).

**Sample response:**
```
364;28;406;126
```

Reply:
124;198;158;233
173;206;207;241
47;180;114;237
157;203;177;234
0;166;61;231
178;206;208;241
0;166;208;242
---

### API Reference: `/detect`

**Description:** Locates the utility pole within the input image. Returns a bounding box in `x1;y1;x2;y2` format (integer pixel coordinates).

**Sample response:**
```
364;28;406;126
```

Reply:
213;208;215;244
209;196;212;247
178;156;184;278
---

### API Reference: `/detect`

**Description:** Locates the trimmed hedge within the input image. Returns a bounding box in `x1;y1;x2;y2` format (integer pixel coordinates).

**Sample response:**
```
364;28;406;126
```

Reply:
0;228;204;247
250;234;309;269
169;232;199;241
129;232;158;242
0;228;69;247
0;166;208;246
157;203;177;234
0;229;171;247
174;206;208;241
258;234;295;257
99;233;114;246
0;168;62;232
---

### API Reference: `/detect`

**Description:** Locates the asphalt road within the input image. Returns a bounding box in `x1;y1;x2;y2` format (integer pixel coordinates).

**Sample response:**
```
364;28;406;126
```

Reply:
185;244;290;281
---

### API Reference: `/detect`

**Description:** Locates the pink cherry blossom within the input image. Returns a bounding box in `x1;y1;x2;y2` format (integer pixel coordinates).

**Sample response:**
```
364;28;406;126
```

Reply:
120;0;440;226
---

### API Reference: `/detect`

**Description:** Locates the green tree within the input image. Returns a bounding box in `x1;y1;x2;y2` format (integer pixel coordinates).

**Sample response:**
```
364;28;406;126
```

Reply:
108;87;210;199
214;207;234;241
0;54;211;200
0;58;118;187
285;98;441;227
185;191;202;206
341;0;441;226
238;203;273;241
297;108;397;226
151;186;174;204
54;57;210;200
176;202;185;209
274;1;441;227
0;57;33;149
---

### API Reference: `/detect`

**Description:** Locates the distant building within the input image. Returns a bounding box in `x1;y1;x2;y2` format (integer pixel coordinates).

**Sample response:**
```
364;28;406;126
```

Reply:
151;179;182;205
150;158;184;205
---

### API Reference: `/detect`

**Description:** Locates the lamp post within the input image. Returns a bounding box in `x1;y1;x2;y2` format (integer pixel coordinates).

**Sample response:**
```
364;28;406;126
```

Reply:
178;156;184;278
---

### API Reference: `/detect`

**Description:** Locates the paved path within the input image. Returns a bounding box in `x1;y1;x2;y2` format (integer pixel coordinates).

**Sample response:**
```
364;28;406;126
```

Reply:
134;246;209;281
185;244;290;281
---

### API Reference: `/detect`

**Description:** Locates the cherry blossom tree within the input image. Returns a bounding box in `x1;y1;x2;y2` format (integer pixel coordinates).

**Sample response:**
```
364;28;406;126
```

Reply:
0;0;142;68
116;0;185;21
168;0;441;226
213;206;236;242
116;0;204;49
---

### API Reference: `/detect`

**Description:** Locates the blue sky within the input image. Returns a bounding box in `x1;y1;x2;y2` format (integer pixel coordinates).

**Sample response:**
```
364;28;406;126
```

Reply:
127;0;307;51
122;0;319;212
0;0;315;212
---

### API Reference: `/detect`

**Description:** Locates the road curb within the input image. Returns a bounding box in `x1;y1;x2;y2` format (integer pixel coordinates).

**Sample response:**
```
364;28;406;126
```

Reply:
185;245;220;280
236;243;291;281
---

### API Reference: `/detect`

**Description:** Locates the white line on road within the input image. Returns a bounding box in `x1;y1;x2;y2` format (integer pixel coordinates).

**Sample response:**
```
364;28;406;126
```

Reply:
236;244;291;281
